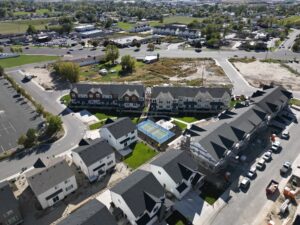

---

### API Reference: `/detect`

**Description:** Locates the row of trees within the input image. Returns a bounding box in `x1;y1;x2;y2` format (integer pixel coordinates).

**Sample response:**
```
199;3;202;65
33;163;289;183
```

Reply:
53;61;80;83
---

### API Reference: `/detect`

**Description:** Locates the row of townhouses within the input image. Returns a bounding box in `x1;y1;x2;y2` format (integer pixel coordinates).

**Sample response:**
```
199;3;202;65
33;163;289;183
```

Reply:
69;83;231;113
183;86;292;172
152;24;201;39
130;23;152;33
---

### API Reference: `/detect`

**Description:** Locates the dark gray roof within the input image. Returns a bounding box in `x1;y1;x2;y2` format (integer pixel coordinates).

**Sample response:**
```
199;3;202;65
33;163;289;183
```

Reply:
57;199;117;225
151;86;231;99
251;86;291;114
70;83;144;98
110;170;164;217
0;181;19;216
189;86;290;162
151;150;201;183
26;157;75;196
73;139;114;167
102;117;136;139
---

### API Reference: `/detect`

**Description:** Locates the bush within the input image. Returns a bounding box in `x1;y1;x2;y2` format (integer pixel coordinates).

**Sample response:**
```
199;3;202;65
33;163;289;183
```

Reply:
53;61;79;83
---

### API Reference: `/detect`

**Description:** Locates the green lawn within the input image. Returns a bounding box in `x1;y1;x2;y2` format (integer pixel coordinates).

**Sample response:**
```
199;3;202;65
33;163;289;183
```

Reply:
60;94;71;105
289;98;300;107
89;121;105;130
0;55;59;68
0;18;54;34
36;9;51;15
173;120;187;131
117;22;134;30
280;16;300;25
124;142;158;169
131;117;140;124
149;16;203;27
94;112;118;120
176;221;185;225
13;11;31;16
174;116;199;123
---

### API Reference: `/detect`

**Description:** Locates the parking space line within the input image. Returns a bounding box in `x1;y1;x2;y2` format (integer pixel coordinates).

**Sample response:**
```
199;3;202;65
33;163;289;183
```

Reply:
0;145;4;153
9;122;16;132
0;123;9;134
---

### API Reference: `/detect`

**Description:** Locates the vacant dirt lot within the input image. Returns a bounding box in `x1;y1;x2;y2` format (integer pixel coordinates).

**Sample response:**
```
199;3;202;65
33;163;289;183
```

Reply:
81;58;231;87
233;60;300;91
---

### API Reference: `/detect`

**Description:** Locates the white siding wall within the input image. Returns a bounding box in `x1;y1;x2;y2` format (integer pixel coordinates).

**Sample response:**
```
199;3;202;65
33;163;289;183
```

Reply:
110;191;137;225
150;164;191;199
87;153;116;179
36;175;77;209
100;128;137;151
72;152;89;178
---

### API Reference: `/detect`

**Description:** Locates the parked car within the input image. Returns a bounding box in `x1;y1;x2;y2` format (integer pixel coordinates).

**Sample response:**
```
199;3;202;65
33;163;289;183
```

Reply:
271;141;281;152
240;177;250;190
247;167;257;179
256;158;266;170
280;162;292;176
281;130;290;140
263;151;272;162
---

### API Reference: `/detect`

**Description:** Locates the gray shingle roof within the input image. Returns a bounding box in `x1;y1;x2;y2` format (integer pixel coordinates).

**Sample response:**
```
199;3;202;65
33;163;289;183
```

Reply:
57;199;117;225
70;83;144;98
73;139;114;167
102;117;136;139
151;86;231;99
110;170;164;217
26;157;75;196
151;150;200;183
0;181;19;216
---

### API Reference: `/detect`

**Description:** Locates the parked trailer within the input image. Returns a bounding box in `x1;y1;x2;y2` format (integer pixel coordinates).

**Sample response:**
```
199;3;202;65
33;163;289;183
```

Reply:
266;180;279;195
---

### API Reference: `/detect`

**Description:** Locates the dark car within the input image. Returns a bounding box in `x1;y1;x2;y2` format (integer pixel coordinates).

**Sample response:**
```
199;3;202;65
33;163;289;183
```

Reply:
280;162;291;176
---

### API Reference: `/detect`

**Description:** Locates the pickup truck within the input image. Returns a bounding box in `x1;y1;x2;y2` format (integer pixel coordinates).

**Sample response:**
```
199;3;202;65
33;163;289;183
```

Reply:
266;180;279;195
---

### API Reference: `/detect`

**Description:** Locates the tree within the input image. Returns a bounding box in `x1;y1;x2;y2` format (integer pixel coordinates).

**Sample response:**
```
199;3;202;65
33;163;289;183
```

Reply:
46;114;62;136
0;46;3;53
17;134;27;146
147;43;155;51
53;61;80;83
121;55;136;73
36;103;44;116
0;65;4;77
91;40;99;48
105;44;119;64
136;42;141;48
18;128;37;148
27;24;37;34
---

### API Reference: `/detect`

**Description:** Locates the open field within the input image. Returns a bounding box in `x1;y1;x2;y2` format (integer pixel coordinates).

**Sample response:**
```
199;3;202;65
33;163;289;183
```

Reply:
149;16;203;27
80;58;230;87
0;55;59;68
232;60;300;90
124;142;158;169
0;18;54;34
279;15;300;25
116;22;134;30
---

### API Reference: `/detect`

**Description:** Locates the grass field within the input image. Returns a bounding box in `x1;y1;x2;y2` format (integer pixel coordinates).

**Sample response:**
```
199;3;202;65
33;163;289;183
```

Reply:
94;112;118;120
149;16;203;26
0;55;59;68
279;16;300;25
173;120;187;131
174;116;199;123
89;121;105;130
0;18;54;34
124;142;158;169
60;94;71;105
117;22;134;30
289;98;300;107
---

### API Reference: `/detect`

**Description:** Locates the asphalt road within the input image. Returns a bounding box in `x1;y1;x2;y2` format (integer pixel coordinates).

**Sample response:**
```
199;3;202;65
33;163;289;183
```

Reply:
210;117;300;225
0;78;42;152
0;70;86;180
280;29;300;50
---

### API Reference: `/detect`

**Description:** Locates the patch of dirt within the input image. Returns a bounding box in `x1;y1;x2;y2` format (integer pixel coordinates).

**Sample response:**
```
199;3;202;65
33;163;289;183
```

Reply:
233;61;300;91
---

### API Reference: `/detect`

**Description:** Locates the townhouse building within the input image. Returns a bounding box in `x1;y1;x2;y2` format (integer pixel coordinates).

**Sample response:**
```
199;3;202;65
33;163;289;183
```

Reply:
100;117;138;151
150;149;204;200
72;139;116;182
153;24;200;39
110;170;166;225
150;86;231;114
184;86;292;172
26;157;78;209
70;83;145;110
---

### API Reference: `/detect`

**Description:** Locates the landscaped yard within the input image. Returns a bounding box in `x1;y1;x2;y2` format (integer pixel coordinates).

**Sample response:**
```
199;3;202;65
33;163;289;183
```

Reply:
173;120;187;131
94;112;118;120
60;94;71;105
174;116;199;123
200;182;225;205
89;121;105;130
124;142;158;169
0;55;60;68
0;18;55;34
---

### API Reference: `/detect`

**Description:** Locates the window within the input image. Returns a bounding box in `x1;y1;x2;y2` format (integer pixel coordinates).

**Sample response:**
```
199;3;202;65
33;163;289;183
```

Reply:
107;160;114;166
125;96;129;101
64;179;69;184
65;185;74;192
53;196;59;203
158;171;161;175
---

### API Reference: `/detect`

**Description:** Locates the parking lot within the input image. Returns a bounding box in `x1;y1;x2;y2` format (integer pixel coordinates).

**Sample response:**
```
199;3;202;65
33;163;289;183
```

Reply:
0;77;43;152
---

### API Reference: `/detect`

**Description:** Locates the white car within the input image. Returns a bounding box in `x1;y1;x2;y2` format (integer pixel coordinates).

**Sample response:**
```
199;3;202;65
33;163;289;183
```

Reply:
256;158;266;170
263;151;272;162
271;141;281;152
240;177;250;189
247;167;257;179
